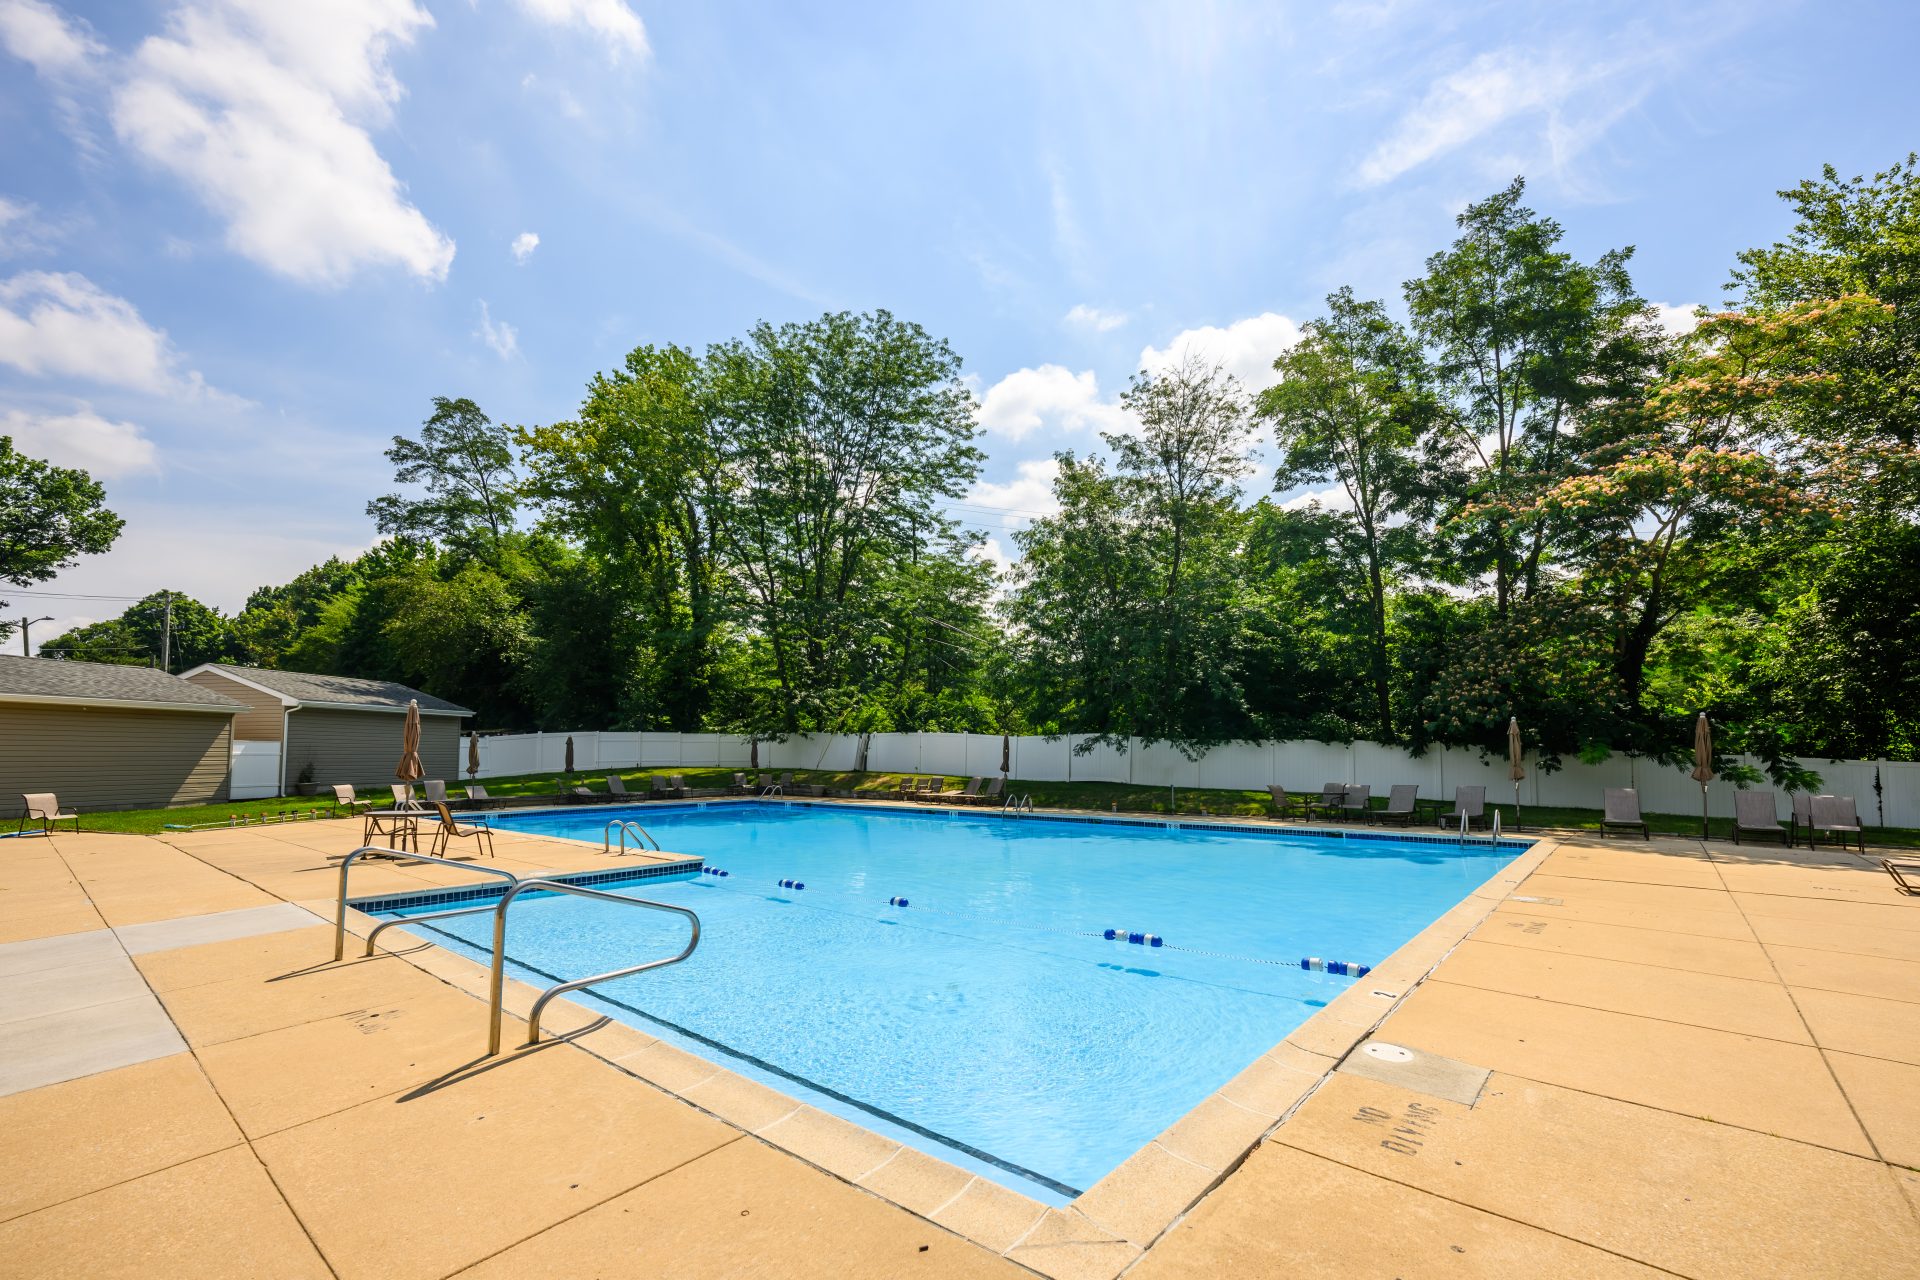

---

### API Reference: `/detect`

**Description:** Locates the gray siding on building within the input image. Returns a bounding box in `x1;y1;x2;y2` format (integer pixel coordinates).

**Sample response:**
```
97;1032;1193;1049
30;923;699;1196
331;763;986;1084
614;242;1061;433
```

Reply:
283;708;461;790
184;671;286;741
0;703;233;815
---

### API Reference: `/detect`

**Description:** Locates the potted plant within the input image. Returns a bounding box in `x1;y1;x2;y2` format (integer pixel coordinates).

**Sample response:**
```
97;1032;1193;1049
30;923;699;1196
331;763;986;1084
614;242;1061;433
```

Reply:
291;762;320;796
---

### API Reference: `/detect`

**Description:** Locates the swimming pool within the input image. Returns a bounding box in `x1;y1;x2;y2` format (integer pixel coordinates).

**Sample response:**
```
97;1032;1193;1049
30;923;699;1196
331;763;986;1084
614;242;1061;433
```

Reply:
375;801;1525;1201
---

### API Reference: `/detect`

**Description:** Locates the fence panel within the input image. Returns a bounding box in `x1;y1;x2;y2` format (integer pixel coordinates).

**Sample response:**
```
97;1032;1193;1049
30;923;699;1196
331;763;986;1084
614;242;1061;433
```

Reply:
230;740;281;799
1194;742;1271;791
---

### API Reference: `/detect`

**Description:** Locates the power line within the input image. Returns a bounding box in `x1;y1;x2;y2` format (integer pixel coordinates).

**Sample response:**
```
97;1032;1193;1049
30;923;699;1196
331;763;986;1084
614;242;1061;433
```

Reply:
3;588;151;602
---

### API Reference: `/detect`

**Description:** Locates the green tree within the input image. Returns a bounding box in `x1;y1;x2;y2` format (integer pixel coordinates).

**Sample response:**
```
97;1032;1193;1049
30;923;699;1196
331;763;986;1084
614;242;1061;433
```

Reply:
367;397;519;560
0;436;124;640
1258;289;1431;737
704;310;986;733
41;591;232;671
1405;178;1654;616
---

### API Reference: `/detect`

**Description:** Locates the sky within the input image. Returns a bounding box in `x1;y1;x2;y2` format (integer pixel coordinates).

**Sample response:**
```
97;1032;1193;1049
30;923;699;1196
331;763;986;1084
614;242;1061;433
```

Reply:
2;0;1917;648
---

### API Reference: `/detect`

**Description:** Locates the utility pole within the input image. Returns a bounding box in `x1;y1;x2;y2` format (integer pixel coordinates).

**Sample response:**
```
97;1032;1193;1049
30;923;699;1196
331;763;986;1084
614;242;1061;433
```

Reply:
20;616;52;657
160;591;173;673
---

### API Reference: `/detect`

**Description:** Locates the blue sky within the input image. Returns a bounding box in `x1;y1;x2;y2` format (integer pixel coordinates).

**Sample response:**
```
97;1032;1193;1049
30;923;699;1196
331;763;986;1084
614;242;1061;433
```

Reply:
2;0;1916;644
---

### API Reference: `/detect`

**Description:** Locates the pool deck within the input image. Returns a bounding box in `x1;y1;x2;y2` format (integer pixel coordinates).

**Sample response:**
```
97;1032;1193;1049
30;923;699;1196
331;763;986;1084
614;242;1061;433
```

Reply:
1;810;1915;1277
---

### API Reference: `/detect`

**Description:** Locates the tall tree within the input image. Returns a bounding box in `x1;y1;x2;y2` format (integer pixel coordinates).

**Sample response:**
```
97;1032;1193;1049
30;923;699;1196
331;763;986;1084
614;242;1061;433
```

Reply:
704;310;985;732
1258;289;1430;736
1404;178;1654;616
367;397;519;560
0;435;123;642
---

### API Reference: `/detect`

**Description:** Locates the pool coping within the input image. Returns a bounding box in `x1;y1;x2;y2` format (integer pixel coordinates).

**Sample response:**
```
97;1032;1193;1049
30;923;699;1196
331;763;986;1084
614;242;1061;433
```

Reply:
336;799;1559;1278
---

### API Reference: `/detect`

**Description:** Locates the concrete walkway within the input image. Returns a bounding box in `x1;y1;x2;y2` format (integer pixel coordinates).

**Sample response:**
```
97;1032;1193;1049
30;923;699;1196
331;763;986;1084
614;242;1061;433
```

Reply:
0;818;1913;1278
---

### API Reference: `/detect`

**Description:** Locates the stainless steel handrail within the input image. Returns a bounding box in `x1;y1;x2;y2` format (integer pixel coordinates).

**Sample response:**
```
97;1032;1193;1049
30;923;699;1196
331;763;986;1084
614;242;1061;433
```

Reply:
1490;810;1503;842
1002;793;1033;813
601;818;660;854
761;784;784;796
487;879;700;1054
334;845;519;961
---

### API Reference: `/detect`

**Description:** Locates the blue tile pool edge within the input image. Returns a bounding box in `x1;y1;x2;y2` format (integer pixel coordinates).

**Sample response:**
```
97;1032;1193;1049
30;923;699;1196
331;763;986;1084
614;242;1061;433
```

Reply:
348;857;703;914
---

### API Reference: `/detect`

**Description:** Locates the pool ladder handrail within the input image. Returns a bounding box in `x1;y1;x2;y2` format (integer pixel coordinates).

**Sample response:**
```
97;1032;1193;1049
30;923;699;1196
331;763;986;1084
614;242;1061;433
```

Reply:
602;818;661;855
760;783;784;796
487;879;700;1054
1002;793;1034;814
334;845;520;961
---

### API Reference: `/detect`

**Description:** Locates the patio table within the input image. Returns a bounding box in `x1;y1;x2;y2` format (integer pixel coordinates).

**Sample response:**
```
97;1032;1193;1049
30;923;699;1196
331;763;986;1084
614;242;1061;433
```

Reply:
362;808;423;853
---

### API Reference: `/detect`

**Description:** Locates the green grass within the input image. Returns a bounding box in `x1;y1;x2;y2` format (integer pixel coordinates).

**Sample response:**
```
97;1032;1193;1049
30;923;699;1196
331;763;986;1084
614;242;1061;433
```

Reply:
45;765;1920;851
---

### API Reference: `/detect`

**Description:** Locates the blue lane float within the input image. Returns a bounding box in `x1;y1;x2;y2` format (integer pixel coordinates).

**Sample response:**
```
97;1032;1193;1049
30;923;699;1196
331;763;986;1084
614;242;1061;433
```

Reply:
1104;928;1164;947
702;867;730;877
777;879;806;890
888;896;911;907
1300;957;1372;977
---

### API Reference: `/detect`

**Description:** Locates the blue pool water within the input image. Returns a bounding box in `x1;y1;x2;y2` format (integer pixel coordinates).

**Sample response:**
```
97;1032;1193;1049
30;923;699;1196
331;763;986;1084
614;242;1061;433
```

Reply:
378;801;1524;1200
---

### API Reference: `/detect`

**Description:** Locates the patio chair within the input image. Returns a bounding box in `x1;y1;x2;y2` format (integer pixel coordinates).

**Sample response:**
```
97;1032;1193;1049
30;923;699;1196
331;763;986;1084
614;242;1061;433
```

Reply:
606;776;632;799
430;801;496;860
1376;784;1420;827
974;777;1006;806
1266;785;1306;821
422;780;448;805
756;773;774;793
949;777;983;805
1601;788;1649;840
894;776;920;799
1882;859;1920;895
668;775;688;799
392;783;419;811
1809;795;1865;853
728;772;750;795
1307;782;1347;821
1732;790;1788;845
464;784;493;810
1437;786;1487;831
1788;791;1815;848
1334;784;1372;823
649;775;672;799
330;785;374;817
778;772;794;789
17;792;79;835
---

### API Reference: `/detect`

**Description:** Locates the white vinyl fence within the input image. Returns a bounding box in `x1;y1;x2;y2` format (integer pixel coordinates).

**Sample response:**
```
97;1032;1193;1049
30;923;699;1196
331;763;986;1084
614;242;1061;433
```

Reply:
229;740;282;801
461;730;1920;828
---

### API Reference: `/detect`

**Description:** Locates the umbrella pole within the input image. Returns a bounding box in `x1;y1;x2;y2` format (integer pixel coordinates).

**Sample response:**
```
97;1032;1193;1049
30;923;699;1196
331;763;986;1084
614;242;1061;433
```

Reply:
1701;783;1709;841
1514;781;1523;833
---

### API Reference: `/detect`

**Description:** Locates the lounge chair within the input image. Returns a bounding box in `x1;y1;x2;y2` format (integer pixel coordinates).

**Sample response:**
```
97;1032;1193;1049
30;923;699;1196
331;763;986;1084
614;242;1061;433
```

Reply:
948;777;983;805
393;783;419;811
778;772;794;790
17;792;79;835
1307;783;1347;821
1882;859;1920;895
1437;786;1486;831
430;801;496;860
1732;790;1787;845
756;773;774;793
464;784;493;810
728;772;750;795
422;780;449;805
894;776;920;799
1266;785;1306;820
1809;795;1865;853
1376;784;1420;826
331;784;374;817
1601;788;1649;840
649;775;672;799
971;777;1006;806
1334;784;1372;823
1788;791;1815;848
606;776;632;799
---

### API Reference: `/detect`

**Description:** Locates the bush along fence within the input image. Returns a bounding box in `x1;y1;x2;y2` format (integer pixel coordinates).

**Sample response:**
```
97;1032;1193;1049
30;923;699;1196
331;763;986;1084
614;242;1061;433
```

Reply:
461;730;1920;829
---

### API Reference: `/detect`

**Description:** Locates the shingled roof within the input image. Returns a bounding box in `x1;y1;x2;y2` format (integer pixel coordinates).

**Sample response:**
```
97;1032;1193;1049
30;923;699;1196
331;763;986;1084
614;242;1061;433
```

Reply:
190;664;472;715
0;656;246;712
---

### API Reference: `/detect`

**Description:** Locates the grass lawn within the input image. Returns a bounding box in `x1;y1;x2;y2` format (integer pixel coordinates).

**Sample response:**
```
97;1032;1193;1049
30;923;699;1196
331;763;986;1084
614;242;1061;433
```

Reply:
43;765;1920;851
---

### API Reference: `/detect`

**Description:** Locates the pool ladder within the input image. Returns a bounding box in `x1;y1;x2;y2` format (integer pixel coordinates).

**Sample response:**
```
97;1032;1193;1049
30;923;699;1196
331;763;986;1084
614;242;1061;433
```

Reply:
603;818;661;855
1002;793;1034;815
332;845;701;1054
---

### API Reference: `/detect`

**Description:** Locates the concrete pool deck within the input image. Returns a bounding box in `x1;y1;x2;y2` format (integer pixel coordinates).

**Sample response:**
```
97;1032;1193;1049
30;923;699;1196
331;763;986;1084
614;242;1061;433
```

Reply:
0;812;1915;1277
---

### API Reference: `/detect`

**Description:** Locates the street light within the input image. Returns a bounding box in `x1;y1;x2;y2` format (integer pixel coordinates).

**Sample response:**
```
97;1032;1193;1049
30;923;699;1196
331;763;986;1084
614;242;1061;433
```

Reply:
19;616;53;657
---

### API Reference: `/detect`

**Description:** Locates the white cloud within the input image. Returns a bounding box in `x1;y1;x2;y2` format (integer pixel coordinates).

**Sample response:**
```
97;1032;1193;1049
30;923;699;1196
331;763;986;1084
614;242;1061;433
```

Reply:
1357;48;1603;187
112;0;455;286
514;0;648;59
1279;482;1356;514
0;196;59;256
1650;301;1702;337
970;535;1015;581
511;230;540;263
1137;312;1301;392
976;365;1131;442
0;270;209;396
1064;303;1128;333
1;404;160;478
966;457;1062;521
475;300;518;360
0;0;103;77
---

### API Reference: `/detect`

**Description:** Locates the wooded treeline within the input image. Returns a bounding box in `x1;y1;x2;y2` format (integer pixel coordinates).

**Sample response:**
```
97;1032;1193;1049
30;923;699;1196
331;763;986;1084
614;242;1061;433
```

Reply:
28;160;1920;775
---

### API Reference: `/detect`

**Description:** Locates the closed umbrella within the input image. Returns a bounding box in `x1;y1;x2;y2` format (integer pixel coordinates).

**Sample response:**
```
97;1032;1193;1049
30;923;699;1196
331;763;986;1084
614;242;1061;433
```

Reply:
396;699;424;784
467;731;480;779
564;735;575;776
1507;716;1526;831
855;732;869;774
1690;712;1715;839
1000;733;1011;779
